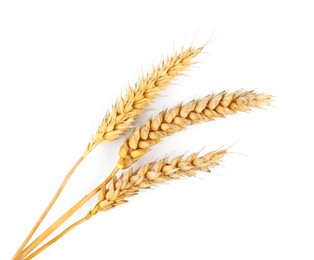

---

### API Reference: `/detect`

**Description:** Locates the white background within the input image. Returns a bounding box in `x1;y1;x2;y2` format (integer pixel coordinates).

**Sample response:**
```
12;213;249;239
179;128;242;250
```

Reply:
1;1;313;259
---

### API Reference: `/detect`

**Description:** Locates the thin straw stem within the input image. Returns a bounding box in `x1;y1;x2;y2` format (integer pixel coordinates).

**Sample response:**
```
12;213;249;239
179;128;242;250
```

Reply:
17;167;119;260
13;154;86;259
25;217;86;260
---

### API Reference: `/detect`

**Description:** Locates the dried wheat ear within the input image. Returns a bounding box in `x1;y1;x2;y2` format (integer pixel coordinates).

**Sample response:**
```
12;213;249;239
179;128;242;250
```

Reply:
87;46;203;151
117;90;271;169
87;149;227;214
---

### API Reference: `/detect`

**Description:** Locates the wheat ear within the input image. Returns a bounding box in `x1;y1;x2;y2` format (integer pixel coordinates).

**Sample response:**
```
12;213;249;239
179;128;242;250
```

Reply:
117;90;271;169
96;149;227;212
24;149;227;260
87;45;204;151
13;45;204;260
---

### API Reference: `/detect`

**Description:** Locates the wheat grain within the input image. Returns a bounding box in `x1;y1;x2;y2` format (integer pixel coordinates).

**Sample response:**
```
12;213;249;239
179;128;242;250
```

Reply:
90;149;227;213
87;46;204;151
117;90;271;169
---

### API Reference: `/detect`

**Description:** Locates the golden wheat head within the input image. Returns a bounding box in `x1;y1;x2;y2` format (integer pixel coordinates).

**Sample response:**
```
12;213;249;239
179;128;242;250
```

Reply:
89;149;227;213
117;90;271;169
86;46;204;152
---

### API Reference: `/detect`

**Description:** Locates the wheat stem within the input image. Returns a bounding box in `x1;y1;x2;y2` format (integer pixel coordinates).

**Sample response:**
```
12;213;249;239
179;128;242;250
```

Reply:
17;167;119;260
24;217;87;260
12;154;87;260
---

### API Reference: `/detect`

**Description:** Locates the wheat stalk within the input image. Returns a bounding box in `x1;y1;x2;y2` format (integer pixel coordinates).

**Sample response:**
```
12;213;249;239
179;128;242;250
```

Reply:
24;149;227;260
87;45;204;151
117;90;271;169
14;45;204;260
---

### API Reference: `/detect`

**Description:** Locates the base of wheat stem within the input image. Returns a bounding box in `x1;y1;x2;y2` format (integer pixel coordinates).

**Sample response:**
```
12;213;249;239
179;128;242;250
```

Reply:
24;201;104;259
16;167;119;260
24;217;87;260
13;153;88;260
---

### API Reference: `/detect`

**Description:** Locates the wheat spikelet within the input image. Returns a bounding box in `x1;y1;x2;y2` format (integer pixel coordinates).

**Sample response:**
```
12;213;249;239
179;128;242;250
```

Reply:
87;46;204;151
93;149;227;212
117;90;271;169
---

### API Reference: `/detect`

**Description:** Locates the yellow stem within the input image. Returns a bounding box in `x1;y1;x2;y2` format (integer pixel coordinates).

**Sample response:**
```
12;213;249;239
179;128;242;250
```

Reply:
18;167;119;259
25;203;101;260
13;154;87;260
25;217;87;260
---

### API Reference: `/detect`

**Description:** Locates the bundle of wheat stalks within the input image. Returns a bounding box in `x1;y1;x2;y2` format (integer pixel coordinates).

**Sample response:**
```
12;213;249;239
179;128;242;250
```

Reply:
13;42;272;259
